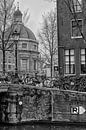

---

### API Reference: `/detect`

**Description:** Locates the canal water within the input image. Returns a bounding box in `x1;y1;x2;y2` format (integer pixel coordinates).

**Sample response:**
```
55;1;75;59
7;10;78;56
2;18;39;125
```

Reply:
0;125;86;130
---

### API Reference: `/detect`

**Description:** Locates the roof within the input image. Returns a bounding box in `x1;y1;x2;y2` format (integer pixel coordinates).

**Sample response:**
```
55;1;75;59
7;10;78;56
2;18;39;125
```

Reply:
5;23;36;41
13;9;22;17
12;8;36;40
5;8;36;41
19;24;36;40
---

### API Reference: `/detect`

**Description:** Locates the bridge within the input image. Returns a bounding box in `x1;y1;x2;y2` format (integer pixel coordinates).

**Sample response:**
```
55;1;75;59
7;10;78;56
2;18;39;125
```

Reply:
0;83;86;124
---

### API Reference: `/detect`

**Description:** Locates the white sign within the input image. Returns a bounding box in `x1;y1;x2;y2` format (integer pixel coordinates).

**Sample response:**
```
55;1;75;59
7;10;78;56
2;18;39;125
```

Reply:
79;106;85;114
71;107;79;114
71;106;86;115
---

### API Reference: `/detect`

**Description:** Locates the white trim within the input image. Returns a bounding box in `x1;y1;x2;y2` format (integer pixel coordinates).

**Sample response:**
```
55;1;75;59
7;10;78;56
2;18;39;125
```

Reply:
71;36;82;39
64;74;76;76
80;73;86;76
80;48;86;75
71;0;82;13
72;10;82;13
64;49;76;75
71;19;83;39
19;38;39;44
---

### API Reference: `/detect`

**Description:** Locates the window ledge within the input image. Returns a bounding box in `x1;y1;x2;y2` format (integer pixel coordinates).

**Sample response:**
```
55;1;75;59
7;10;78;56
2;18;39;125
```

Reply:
71;36;82;39
64;74;76;76
80;74;86;76
72;11;82;13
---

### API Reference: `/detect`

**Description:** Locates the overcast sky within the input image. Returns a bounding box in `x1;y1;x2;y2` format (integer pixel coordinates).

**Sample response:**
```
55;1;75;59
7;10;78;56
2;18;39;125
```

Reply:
15;0;55;37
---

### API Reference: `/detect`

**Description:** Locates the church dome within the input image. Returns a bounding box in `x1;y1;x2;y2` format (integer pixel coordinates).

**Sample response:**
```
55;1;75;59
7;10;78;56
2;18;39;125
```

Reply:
6;24;36;41
6;7;36;41
18;24;36;40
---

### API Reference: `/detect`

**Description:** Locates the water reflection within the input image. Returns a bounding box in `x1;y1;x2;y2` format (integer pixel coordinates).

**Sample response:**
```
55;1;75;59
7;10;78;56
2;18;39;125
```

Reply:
0;125;86;130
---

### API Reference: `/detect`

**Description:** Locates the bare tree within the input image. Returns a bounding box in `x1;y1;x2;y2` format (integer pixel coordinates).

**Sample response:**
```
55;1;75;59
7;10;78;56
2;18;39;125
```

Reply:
0;0;16;75
38;10;57;78
22;8;30;26
0;0;31;76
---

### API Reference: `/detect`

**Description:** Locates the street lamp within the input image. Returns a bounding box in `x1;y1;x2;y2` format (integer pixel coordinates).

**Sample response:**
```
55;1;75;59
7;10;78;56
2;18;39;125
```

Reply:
12;30;20;78
19;100;23;121
16;94;23;122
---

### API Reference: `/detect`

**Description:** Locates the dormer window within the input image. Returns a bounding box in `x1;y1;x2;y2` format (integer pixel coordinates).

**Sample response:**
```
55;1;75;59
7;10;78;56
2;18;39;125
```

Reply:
22;43;27;49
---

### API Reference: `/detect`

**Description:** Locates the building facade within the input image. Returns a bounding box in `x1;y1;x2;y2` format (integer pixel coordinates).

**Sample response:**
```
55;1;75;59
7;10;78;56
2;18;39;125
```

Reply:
0;7;39;76
58;0;86;76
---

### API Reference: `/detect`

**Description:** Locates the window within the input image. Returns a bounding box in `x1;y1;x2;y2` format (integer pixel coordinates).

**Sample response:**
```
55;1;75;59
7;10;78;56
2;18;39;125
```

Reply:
71;0;82;12
81;49;86;74
34;45;37;50
71;19;82;38
21;59;27;71
0;44;2;48
22;43;27;49
34;60;37;70
8;65;11;70
8;56;11;63
5;64;7;70
64;49;75;74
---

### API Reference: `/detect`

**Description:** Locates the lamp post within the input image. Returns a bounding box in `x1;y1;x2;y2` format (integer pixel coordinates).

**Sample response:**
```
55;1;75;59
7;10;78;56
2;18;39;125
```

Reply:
12;30;19;78
19;100;23;121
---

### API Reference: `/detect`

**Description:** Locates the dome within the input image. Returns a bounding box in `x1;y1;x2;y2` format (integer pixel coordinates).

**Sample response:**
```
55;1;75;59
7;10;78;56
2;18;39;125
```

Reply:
19;24;36;40
13;6;22;23
6;7;36;41
5;24;36;41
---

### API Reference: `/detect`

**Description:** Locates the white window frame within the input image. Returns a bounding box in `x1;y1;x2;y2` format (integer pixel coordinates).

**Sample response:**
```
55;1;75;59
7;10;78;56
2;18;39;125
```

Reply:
64;49;75;75
80;48;86;75
71;0;82;13
71;19;83;39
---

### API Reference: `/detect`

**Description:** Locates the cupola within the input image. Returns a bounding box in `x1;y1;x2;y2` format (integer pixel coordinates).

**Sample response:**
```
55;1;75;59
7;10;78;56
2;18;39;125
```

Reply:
13;2;22;23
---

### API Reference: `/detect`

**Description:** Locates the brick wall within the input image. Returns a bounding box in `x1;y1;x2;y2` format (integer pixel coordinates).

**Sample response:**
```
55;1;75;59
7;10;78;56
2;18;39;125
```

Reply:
58;0;86;75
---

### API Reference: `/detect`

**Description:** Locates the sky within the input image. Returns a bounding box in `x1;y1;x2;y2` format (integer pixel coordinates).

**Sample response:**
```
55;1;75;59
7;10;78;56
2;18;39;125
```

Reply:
15;0;55;37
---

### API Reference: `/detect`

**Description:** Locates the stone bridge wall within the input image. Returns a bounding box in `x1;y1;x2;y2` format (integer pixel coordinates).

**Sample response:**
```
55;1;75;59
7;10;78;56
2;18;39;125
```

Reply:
0;84;86;123
22;87;51;121
52;90;86;122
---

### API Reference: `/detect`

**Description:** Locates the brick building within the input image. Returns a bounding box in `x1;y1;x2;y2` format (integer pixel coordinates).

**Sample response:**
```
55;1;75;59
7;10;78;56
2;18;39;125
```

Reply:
58;0;86;76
